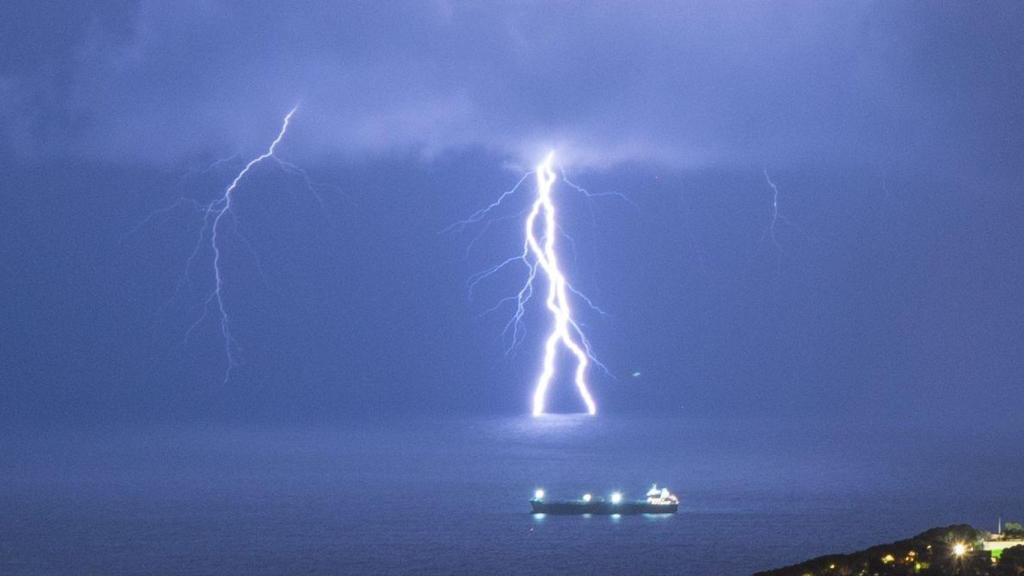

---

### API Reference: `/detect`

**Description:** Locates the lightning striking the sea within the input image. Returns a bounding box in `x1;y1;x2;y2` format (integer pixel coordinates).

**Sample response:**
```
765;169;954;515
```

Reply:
459;152;601;416
527;153;598;416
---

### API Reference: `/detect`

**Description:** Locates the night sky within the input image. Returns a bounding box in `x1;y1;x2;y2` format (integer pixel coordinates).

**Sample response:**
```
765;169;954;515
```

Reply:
2;1;1022;427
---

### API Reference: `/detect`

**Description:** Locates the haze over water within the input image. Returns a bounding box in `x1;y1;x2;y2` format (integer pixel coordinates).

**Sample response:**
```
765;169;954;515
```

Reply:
2;3;1022;575
2;415;1017;575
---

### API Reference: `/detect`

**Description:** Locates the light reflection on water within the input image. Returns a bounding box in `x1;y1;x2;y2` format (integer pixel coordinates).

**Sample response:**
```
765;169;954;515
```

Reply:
0;416;1019;575
487;413;602;440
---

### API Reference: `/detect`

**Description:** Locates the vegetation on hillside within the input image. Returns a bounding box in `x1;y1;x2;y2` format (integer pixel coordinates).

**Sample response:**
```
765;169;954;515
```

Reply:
756;525;1024;576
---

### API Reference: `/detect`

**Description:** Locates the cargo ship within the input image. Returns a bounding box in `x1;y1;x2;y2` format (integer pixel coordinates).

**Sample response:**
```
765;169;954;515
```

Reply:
530;485;679;515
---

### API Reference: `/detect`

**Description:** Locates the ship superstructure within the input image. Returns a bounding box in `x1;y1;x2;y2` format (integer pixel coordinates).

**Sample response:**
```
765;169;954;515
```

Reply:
530;485;679;515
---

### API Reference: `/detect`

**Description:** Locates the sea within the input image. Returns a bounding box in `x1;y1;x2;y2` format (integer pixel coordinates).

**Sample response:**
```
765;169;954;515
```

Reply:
1;415;1019;575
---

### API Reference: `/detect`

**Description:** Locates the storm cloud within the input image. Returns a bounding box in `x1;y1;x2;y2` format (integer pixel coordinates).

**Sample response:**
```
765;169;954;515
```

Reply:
3;1;1021;173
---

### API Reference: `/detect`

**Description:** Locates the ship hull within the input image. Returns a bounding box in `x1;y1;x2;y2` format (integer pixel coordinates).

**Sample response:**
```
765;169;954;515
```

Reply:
530;500;677;515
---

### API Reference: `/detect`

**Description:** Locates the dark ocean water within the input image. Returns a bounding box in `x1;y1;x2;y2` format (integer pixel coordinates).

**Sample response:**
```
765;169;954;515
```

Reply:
0;416;1019;575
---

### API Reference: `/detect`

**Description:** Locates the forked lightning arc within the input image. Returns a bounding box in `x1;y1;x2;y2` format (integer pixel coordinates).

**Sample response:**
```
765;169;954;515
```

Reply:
172;106;313;382
460;152;603;416
526;153;598;416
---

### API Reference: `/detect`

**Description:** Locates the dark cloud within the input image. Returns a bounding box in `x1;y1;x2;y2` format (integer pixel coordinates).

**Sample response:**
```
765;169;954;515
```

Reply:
2;1;1021;173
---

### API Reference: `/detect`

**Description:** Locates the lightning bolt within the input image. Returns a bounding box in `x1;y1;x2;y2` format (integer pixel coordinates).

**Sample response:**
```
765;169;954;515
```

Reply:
760;167;800;273
458;152;602;417
763;167;783;252
171;106;307;382
527;153;598;416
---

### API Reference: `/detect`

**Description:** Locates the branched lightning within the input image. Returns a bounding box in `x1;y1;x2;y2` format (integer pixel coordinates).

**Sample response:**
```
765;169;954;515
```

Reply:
131;106;329;382
197;107;297;381
763;168;783;252
457;152;604;416
527;153;598;416
759;168;803;274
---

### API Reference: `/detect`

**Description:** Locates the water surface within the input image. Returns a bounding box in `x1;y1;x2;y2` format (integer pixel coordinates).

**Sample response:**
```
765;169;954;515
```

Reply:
1;416;1017;575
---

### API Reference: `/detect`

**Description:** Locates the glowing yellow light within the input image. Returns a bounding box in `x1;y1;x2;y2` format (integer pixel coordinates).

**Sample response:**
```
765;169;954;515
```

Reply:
953;542;967;557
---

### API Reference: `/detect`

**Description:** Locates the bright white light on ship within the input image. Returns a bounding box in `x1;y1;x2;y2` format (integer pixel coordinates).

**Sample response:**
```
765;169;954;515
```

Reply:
534;489;545;500
610;492;623;504
582;493;592;502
